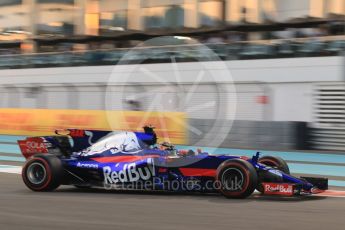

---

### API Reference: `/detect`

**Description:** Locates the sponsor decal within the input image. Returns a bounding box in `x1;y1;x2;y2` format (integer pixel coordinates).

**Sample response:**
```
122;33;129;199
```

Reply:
83;132;141;156
18;137;48;158
263;183;294;196
103;158;155;184
25;141;46;150
76;162;98;169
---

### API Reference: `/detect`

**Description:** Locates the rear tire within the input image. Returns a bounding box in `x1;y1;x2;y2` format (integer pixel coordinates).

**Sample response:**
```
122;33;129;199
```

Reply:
22;154;63;191
216;159;258;199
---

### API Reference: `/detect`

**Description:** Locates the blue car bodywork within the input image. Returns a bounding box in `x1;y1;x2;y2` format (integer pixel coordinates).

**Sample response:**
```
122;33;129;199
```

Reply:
19;127;328;198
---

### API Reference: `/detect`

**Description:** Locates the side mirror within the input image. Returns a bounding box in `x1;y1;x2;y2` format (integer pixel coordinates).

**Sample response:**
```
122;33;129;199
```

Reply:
252;152;260;163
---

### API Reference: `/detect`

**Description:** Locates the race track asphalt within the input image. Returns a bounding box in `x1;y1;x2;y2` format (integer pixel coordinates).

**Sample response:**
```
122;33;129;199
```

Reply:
0;173;344;230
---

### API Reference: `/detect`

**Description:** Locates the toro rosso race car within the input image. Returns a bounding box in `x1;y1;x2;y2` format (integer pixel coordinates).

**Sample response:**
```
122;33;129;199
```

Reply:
18;126;328;199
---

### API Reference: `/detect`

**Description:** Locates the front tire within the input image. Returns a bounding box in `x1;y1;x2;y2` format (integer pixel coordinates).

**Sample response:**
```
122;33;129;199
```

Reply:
216;159;258;199
257;156;290;193
258;156;290;174
22;154;63;191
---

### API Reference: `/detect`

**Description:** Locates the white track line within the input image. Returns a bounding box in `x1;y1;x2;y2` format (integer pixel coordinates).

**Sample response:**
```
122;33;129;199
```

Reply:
0;165;22;174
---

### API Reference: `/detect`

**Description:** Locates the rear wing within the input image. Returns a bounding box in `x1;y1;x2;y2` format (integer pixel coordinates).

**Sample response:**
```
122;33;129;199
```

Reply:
17;129;112;159
18;137;49;159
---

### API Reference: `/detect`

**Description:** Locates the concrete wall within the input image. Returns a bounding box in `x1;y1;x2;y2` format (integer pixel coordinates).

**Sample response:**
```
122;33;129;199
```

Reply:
268;83;314;122
0;56;341;84
0;56;342;123
227;56;343;83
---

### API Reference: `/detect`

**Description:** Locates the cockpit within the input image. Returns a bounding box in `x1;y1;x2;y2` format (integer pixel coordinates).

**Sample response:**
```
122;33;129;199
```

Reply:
76;130;198;158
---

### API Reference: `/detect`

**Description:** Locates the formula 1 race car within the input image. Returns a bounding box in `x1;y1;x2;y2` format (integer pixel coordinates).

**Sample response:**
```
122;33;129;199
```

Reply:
18;126;328;199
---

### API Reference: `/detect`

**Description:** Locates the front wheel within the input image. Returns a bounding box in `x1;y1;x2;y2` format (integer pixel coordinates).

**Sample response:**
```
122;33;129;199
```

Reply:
216;159;258;199
257;156;290;193
22;154;63;191
258;156;290;174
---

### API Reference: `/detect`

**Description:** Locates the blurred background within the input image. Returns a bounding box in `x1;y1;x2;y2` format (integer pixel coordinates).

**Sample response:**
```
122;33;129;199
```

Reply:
0;0;345;152
0;0;344;60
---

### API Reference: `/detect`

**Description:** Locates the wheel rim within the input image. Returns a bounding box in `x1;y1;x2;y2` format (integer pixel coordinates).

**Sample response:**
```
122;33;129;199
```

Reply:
27;162;47;185
221;168;245;192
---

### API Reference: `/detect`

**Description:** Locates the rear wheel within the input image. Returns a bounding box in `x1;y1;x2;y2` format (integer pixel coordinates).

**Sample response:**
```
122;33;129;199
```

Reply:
216;159;258;199
22;154;63;191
